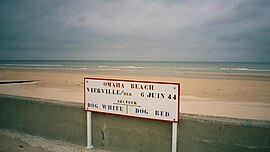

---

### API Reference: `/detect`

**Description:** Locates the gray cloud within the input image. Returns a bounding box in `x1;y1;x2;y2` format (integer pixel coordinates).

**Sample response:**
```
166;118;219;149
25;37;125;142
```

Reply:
0;0;269;61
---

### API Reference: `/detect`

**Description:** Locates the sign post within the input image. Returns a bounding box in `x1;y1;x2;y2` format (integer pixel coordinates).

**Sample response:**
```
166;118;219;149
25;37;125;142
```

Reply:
86;111;93;149
172;122;178;152
84;78;180;151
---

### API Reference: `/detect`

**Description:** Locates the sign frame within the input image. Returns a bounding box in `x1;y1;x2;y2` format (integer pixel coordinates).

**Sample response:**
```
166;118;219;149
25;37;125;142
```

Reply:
84;77;181;123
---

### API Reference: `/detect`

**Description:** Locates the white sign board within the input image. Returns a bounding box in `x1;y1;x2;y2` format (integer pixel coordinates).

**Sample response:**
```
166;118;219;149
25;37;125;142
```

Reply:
84;78;180;122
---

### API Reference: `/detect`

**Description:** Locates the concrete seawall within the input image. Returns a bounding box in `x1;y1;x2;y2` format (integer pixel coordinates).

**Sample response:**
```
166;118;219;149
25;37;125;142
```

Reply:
0;94;270;152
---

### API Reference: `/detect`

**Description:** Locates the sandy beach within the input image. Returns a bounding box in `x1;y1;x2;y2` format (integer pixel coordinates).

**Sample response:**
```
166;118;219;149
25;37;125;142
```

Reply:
0;68;270;121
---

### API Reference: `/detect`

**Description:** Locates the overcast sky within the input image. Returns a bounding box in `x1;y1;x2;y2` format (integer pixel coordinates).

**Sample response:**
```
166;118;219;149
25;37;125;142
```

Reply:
0;0;269;61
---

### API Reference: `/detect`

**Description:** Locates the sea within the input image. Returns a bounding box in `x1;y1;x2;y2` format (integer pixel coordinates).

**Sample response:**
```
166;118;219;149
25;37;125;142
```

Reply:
0;60;270;79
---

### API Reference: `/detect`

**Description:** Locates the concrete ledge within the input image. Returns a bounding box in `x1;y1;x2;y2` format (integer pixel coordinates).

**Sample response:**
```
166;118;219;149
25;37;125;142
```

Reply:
0;94;85;146
1;94;270;152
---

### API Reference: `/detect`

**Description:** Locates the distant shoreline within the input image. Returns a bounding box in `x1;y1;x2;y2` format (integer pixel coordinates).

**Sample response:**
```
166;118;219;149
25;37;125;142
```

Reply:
0;60;270;76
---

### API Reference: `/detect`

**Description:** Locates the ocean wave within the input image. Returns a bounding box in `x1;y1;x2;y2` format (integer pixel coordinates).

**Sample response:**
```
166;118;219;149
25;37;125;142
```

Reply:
101;68;121;71
117;66;144;69
79;67;87;70
97;66;109;68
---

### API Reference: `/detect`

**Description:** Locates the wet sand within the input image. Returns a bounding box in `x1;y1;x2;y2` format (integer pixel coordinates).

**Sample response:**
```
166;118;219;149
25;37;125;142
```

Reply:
0;68;270;121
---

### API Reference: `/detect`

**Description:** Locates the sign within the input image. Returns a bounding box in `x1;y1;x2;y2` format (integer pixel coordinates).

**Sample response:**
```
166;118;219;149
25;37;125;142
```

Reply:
84;78;180;122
